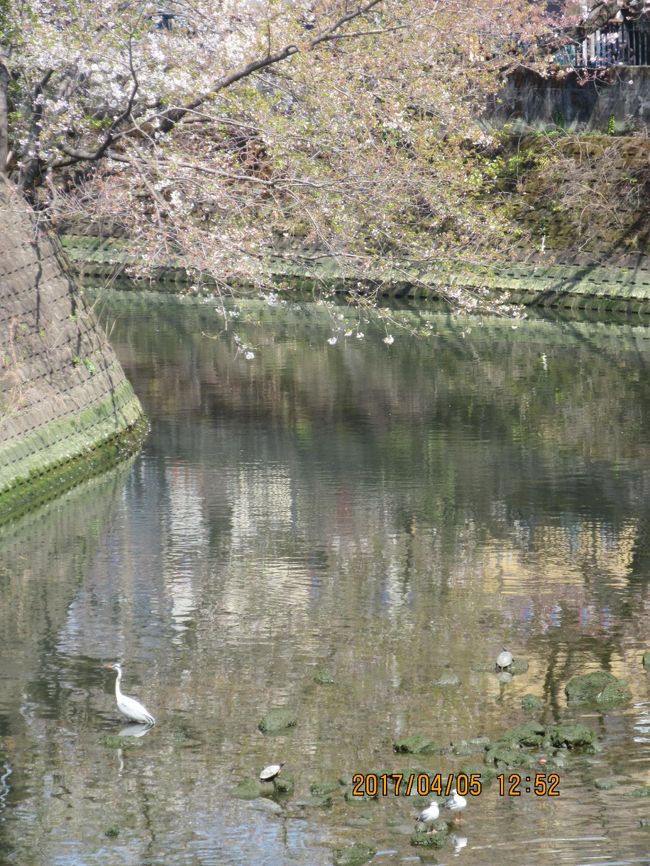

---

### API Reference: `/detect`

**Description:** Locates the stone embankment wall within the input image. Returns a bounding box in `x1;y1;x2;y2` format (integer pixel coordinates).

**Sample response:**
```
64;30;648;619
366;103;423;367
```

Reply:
61;234;650;314
491;67;650;133
0;176;145;522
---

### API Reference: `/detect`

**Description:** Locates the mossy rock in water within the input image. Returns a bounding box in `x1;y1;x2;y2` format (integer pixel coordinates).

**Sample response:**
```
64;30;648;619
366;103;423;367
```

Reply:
597;680;633;706
510;658;529;674
310;781;340;797
458;764;496;785
565;671;631;706
484;744;539;770
432;673;461;688
499;722;546;748
643;651;650;671
521;694;544;713
627;786;650;798
548;724;596;750
411;822;449;848
333;842;376;866
473;658;528;674
314;669;336;685
273;773;295;795
393;734;439;755
233;778;262;800
594;776;625;790
291;794;333;809
258;708;297;734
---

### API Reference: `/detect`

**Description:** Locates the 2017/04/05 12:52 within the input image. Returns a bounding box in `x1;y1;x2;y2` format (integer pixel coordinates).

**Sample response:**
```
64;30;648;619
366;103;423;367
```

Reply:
349;772;560;798
497;773;561;796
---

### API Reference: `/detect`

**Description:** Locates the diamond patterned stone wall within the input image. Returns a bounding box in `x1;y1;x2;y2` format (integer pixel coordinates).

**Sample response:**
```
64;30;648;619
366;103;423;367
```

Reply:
0;177;144;521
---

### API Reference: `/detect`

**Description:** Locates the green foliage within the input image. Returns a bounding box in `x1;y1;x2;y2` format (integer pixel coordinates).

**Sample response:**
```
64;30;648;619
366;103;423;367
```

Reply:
552;109;566;130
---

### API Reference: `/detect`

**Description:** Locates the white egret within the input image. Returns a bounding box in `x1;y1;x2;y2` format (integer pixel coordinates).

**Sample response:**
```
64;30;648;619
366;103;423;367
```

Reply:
496;647;513;670
105;663;155;726
259;762;285;782
416;799;440;830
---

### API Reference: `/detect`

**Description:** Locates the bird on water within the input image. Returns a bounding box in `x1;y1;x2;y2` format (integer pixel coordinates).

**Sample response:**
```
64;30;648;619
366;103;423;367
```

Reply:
496;647;513;671
444;787;467;820
416;799;440;830
105;662;155;726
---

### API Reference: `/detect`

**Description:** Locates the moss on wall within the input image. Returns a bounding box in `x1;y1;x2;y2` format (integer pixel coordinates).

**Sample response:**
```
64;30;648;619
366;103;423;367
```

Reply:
0;176;145;524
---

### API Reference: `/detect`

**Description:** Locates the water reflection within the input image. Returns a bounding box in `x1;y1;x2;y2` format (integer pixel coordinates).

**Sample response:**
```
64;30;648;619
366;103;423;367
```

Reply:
118;723;152;738
1;294;650;865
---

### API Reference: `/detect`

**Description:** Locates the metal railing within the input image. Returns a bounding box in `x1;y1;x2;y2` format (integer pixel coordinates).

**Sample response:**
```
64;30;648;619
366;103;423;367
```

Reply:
556;22;650;68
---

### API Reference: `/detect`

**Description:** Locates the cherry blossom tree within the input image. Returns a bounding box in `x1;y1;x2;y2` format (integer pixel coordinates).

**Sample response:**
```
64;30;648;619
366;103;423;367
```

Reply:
1;0;563;314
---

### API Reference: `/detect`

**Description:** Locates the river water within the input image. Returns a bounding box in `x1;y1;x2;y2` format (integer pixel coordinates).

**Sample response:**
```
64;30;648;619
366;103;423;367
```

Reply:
0;292;649;866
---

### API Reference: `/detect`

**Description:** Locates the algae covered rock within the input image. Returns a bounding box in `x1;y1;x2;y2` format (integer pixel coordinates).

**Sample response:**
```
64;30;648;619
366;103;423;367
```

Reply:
258;708;297;734
521;694;544;713
458;763;496;784
565;671;631;707
627;785;650;798
411;821;449;848
510;658;529;674
393;734;439;755
499;722;546;748
484;718;598;768
597;680;633;706
310;781;340;797
472;658;529;674
333;842;375;866
233;778;262;800
314;669;336;685
594;776;625;790
548;724;596;750
273;773;295;795
643;651;650;671
484;743;538;770
432;673;462;688
291;794;333;809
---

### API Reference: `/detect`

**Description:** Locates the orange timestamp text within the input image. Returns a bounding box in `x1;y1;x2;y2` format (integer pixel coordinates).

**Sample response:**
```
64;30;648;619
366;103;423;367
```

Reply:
351;772;483;798
496;773;560;796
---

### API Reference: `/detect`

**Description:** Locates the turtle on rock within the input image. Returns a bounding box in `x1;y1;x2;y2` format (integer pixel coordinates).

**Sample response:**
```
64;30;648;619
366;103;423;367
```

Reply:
259;762;285;783
495;647;514;671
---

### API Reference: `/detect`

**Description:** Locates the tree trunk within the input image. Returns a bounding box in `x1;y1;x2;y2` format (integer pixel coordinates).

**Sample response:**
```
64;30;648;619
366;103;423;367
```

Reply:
0;49;8;176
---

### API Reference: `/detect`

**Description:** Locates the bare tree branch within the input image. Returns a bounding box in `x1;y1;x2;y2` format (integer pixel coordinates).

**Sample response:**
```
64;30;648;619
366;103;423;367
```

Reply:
51;22;141;171
154;0;385;132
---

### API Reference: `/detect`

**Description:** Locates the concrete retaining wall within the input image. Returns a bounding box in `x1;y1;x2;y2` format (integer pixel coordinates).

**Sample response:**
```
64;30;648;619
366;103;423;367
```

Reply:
489;66;650;133
0;177;145;523
60;234;650;315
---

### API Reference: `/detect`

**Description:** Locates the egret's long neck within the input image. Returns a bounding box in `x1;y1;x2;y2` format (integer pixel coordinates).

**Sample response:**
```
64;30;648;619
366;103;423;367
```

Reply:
114;670;123;701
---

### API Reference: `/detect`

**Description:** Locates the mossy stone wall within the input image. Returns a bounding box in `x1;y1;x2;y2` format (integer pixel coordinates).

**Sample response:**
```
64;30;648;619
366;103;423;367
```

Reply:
491;67;650;133
0;176;145;521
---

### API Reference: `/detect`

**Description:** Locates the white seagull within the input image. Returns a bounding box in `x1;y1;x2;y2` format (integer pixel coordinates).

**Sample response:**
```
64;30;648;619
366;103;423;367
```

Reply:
444;788;467;820
105;663;155;726
416;799;440;830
